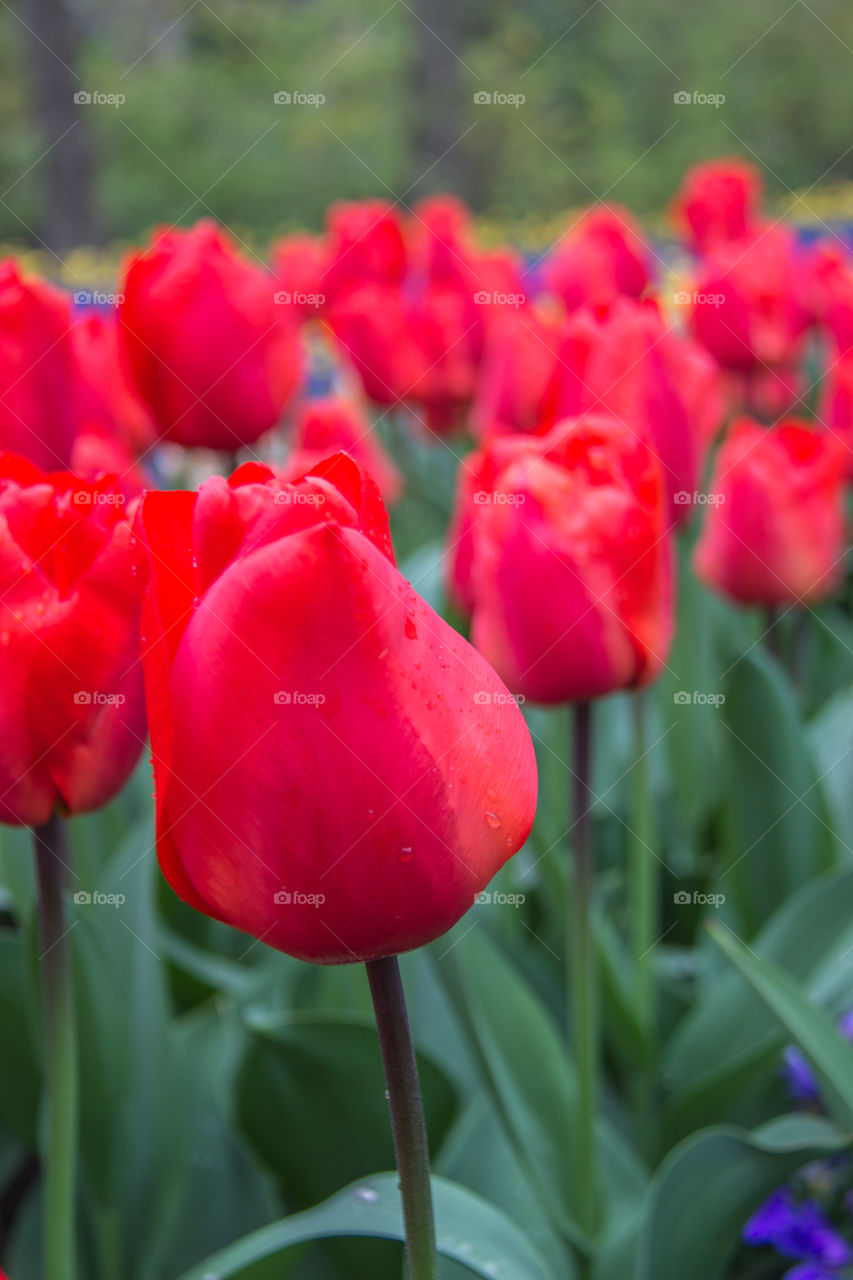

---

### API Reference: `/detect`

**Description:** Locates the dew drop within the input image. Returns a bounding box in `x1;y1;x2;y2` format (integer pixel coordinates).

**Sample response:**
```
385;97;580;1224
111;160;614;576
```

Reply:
355;1186;379;1203
404;615;417;640
400;847;414;863
485;811;501;829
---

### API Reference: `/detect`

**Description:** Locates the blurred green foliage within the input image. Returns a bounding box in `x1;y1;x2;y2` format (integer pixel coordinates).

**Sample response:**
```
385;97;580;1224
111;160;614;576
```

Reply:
3;0;853;247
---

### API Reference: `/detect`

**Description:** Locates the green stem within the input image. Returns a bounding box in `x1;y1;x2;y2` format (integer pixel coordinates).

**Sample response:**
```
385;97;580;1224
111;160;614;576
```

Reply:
569;701;599;1246
629;691;657;1153
366;955;437;1280
33;813;77;1280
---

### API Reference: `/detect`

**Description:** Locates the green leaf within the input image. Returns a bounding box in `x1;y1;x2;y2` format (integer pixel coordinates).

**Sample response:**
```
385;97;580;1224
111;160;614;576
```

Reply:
708;920;853;1125
176;1172;557;1280
719;649;834;933
236;1014;456;1208
637;1115;850;1280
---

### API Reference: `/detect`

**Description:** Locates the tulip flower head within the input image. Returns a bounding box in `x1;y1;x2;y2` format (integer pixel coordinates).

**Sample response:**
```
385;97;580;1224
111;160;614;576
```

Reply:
672;158;763;256
0;261;78;471
118;220;302;450
0;455;147;826
447;415;674;704
694;418;848;607
136;454;537;963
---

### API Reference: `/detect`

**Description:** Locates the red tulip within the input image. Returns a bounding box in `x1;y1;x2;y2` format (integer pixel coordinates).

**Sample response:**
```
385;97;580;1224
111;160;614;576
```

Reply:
688;224;812;374
73;309;156;453
543;205;650;313
447;415;674;704
0;455;147;826
322;200;408;302
672;158;763;255
271;232;330;319
118;221;302;450
281;396;402;505
694;418;848;606
0;261;77;471
136;453;537;963
541;299;724;524
472;304;567;439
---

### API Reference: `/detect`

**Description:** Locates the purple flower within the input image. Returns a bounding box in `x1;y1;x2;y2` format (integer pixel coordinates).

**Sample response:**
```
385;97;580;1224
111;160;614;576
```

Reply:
783;1009;853;1105
784;1046;821;1103
743;1189;852;1266
784;1266;839;1280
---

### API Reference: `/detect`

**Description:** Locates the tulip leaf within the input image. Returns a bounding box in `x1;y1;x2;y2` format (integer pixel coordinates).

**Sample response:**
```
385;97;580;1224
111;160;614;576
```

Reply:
175;1172;558;1280
719;649;834;933
708;919;853;1125
636;1115;850;1280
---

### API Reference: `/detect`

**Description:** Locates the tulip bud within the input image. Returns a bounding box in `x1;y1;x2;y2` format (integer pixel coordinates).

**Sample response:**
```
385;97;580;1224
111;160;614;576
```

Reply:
0;455;147;825
0;262;77;471
118;220;302;450
447;415;674;704
672;159;763;255
136;453;537;963
694;418;848;606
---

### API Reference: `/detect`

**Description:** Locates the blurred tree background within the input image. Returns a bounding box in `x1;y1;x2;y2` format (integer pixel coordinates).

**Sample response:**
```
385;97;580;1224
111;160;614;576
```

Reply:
3;0;853;252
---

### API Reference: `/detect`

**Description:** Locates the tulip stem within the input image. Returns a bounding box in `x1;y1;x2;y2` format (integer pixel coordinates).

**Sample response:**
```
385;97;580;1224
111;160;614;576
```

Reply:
629;690;657;1154
366;955;437;1280
569;701;599;1245
33;813;77;1280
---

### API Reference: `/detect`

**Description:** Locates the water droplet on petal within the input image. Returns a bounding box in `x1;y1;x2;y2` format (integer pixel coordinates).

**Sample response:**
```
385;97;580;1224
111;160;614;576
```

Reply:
485;811;501;829
404;615;417;640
